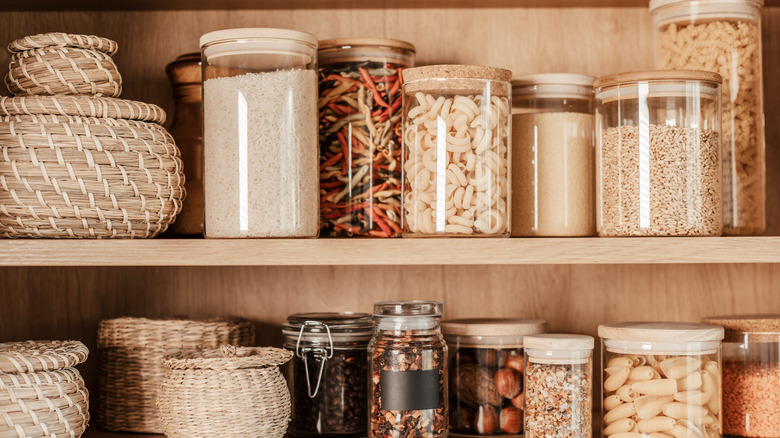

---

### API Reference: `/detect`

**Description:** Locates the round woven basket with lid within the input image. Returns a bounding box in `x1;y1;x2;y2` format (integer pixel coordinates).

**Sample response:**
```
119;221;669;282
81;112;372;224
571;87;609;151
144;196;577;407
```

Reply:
0;340;90;438
157;345;293;438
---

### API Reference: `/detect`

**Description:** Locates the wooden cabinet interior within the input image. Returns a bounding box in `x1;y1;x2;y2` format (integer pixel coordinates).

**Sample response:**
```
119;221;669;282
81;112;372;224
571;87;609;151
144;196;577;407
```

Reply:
0;6;779;434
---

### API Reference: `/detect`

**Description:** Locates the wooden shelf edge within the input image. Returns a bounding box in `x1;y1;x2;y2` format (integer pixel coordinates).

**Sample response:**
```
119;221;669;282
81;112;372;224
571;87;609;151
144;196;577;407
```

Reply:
0;237;778;266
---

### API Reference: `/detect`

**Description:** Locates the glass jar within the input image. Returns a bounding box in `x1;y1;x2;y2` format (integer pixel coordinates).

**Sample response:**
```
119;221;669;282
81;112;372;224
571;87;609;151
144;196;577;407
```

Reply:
702;315;780;438
442;319;547;437
318;38;415;238
524;334;594;438
368;301;448;438
402;65;512;237
594;70;723;237
598;322;725;438
282;313;373;437
166;53;203;236
200;28;319;238
650;0;765;235
511;73;595;237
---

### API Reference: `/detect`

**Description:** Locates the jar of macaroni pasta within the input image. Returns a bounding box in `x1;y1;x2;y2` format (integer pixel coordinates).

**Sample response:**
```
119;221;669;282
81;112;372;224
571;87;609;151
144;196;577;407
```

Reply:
598;322;725;438
201;28;319;238
701;315;780;438
368;301;447;438
511;74;595;237
318;39;415;238
524;334;594;438
650;0;765;235
402;65;512;237
442;319;548;437
595;70;723;237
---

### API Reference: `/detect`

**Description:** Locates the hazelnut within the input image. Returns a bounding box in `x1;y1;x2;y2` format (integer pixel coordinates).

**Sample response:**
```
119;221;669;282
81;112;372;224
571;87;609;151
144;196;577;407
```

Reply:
494;368;522;399
474;405;498;435
511;392;525;409
503;352;525;373
500;406;523;434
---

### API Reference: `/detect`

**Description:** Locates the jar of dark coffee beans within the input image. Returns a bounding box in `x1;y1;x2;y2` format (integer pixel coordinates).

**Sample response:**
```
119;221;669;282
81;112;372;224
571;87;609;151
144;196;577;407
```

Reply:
283;312;373;437
442;319;547;437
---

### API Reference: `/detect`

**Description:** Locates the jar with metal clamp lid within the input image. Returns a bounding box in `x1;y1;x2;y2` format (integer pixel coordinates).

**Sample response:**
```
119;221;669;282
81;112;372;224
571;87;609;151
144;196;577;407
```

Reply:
282;312;374;437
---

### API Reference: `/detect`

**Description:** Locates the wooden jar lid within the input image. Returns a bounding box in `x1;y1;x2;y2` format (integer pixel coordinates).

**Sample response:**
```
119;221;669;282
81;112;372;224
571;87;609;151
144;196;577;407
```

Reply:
512;73;595;88
319;38;415;52
402;64;512;83
166;52;201;86
442;318;547;337
0;340;89;373
524;334;594;351
702;315;780;342
594;70;722;89
599;321;725;342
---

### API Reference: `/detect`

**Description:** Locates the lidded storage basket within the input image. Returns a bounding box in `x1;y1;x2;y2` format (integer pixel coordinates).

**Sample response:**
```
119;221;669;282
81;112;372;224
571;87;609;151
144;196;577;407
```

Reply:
0;340;90;438
97;317;255;433
157;345;293;438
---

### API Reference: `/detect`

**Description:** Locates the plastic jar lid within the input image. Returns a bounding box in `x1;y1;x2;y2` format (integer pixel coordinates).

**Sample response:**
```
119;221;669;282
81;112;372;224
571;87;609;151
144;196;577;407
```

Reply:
650;0;762;25
595;70;722;89
282;312;373;348
442;318;548;348
524;334;594;364
702;315;780;342
512;73;594;100
599;322;724;354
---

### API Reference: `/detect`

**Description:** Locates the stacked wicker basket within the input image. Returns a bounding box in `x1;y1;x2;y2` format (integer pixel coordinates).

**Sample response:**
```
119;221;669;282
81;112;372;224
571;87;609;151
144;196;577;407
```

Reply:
0;32;185;238
0;340;90;438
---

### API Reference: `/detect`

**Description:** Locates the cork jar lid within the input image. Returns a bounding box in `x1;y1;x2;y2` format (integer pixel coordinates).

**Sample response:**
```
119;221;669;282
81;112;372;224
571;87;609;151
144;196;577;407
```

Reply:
442;319;547;337
166;52;201;86
599;322;725;342
702;315;780;342
594;70;722;89
0;340;89;374
402;64;512;83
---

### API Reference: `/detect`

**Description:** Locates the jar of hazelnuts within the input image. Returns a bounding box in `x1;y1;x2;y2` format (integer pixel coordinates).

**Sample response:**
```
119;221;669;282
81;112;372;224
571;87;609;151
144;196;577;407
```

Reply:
442;318;548;437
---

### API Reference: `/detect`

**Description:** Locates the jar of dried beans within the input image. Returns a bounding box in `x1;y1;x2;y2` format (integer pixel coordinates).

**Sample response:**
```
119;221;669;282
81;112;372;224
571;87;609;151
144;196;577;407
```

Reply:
511;74;595;237
598;322;725;438
200;28;319;238
368;301;448;438
402;65;512;237
442;319;548;437
650;0;765;235
594;71;723;237
282;312;373;437
318;38;415;237
701;315;780;438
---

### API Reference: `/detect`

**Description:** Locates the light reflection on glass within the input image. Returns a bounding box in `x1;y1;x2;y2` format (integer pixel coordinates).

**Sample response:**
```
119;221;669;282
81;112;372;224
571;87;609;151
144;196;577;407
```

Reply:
638;82;650;229
237;90;249;232
435;114;447;233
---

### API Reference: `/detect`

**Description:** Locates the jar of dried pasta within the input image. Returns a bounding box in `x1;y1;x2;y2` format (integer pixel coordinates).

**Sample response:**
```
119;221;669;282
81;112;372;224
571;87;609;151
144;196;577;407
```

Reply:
594;70;723;237
318;39;415;238
401;65;512;237
650;0;765;235
598;322;725;438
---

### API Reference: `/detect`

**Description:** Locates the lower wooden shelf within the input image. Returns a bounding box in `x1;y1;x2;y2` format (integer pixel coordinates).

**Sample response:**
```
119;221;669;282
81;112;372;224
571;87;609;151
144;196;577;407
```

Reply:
85;431;159;437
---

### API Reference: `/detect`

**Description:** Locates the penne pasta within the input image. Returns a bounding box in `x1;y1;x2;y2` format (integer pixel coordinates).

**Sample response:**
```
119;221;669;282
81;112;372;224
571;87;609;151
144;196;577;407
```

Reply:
630;366;657;382
608;357;636;368
677;371;702;391
662;402;709;420
604;418;637;436
605;394;624;411
632;379;678;396
605;367;632;392
638;416;677;433
635;395;674;420
660;357;701;379
617;384;640;402
604;402;637;425
674;390;712;406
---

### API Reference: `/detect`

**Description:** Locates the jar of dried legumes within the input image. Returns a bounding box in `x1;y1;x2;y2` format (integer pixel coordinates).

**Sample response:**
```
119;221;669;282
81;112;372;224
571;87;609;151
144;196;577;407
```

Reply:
442;319;547;437
318;39;415;237
402;65;512;236
598;322;725;438
282;313;373;437
200;28;319;238
523;334;594;438
594;71;723;237
650;0;765;236
368;301;448;438
701;315;780;438
511;74;595;237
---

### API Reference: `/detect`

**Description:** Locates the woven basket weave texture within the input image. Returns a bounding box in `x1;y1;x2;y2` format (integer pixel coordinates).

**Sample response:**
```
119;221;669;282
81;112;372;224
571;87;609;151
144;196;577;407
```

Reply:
0;340;90;438
157;346;293;438
97;317;255;433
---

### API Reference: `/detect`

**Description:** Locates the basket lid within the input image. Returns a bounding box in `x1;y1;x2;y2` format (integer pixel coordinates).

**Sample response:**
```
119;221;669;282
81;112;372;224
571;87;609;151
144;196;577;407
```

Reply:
599;322;725;342
524;334;595;351
98;316;254;349
8;32;119;55
594;70;722;89
319;38;415;52
0;95;166;124
442;318;548;337
0;340;89;374
402;64;512;83
162;346;293;370
702;315;780;342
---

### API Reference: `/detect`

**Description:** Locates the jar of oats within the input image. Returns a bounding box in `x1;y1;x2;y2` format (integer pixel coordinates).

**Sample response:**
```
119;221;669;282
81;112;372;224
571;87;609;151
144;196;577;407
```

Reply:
650;0;765;235
594;70;723;237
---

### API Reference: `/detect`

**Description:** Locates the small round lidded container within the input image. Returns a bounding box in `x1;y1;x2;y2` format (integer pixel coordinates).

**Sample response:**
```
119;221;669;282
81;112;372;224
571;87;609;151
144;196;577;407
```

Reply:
442;319;548;436
200;28;319;238
701;315;780;438
511;73;596;237
282;313;374;437
402;65;512;237
594;70;723;237
523;334;595;438
598;322;725;438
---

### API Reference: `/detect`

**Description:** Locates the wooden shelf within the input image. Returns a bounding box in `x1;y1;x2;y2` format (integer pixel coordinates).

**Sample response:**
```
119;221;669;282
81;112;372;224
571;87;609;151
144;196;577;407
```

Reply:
1;237;779;266
85;431;158;438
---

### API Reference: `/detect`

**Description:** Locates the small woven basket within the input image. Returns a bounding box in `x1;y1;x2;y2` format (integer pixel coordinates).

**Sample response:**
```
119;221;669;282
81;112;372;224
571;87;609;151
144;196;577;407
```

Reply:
158;346;293;438
0;95;185;238
97;317;255;433
6;32;122;97
0;340;90;438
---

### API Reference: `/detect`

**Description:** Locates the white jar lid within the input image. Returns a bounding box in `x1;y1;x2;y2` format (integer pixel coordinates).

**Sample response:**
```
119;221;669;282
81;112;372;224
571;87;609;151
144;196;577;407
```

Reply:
650;0;763;13
512;73;595;88
200;27;317;48
524;334;594;351
599;322;725;342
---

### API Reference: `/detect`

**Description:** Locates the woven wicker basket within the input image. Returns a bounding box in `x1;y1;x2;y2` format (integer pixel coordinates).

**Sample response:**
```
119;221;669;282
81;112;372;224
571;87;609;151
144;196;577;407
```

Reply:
0;95;185;238
0;340;90;438
6;33;122;97
97;317;255;433
158;346;293;438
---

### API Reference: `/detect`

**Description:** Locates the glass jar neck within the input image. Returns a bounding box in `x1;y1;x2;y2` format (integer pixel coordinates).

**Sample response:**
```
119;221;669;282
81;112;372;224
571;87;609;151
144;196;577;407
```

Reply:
319;45;414;68
375;316;440;331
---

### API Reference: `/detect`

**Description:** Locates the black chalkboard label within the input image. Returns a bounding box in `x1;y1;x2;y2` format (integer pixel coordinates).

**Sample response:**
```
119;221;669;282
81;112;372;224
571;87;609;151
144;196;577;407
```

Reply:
380;369;440;411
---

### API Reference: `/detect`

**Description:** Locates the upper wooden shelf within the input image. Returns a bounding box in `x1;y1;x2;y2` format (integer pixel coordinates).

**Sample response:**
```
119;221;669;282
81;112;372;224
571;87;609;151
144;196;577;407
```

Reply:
0;237;778;266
